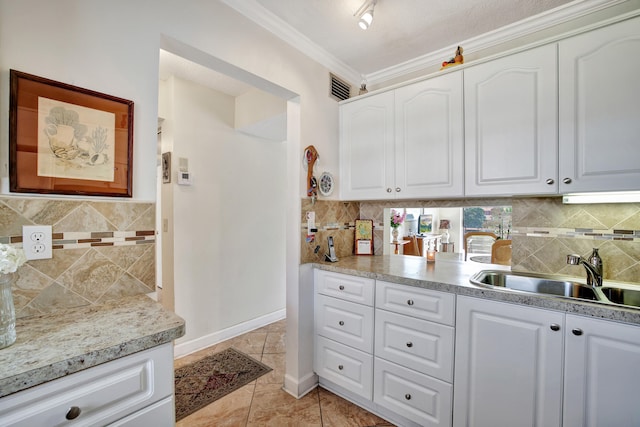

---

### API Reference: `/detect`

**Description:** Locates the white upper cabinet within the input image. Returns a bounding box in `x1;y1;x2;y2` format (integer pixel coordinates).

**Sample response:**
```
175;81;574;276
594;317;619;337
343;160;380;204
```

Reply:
394;71;464;199
558;16;640;193
340;90;395;200
464;44;558;196
339;71;463;200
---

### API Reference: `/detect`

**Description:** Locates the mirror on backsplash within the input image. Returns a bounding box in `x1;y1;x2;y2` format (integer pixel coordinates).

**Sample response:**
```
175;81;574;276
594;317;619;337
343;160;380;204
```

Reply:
384;206;512;263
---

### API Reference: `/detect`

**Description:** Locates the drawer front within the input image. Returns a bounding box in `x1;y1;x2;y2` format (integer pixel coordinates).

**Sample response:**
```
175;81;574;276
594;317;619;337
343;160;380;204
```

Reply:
316;294;374;353
315;336;373;400
374;358;452;427
315;269;374;306
376;280;455;326
375;309;454;382
0;344;173;427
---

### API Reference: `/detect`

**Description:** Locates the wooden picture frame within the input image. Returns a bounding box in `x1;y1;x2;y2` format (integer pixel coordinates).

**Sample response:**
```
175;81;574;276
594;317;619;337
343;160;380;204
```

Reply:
354;219;374;255
9;70;134;197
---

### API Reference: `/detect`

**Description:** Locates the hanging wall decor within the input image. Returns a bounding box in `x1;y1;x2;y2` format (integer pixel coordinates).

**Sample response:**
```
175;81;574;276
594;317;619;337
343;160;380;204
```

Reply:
9;70;134;197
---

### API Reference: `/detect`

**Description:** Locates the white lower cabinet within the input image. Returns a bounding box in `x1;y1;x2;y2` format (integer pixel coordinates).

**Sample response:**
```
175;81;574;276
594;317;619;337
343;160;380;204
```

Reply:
0;343;175;427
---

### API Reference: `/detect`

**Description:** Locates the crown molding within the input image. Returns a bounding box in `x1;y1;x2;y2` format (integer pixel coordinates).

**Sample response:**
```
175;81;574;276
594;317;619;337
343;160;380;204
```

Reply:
222;0;629;87
220;0;362;84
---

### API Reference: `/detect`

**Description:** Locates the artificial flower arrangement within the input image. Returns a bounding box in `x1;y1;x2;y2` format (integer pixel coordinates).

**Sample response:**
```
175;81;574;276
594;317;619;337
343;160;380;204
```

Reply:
390;209;406;229
0;243;27;274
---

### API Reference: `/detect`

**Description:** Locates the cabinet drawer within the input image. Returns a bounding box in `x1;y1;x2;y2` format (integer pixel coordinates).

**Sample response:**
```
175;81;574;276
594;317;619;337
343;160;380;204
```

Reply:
315;336;373;400
315;269;374;306
376;281;455;326
0;344;173;427
375;309;454;382
374;358;452;427
316;294;374;353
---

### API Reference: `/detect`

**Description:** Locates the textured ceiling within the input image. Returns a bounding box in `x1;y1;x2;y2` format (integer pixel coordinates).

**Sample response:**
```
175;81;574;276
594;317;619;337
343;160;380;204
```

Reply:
254;0;574;75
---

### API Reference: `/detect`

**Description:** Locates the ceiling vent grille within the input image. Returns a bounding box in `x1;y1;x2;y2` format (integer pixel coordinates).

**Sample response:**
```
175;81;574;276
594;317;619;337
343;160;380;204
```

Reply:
330;73;351;101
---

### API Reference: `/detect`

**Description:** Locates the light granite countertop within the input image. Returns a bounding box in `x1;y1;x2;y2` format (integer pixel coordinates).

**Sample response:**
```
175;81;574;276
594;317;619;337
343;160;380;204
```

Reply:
0;295;185;398
313;253;640;326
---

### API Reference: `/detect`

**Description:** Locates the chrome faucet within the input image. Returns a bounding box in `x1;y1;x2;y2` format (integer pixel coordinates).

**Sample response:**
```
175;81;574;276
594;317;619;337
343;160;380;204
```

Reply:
566;248;603;287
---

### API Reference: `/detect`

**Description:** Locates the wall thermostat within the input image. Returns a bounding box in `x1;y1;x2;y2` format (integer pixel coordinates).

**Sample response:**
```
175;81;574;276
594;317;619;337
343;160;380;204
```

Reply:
177;171;192;185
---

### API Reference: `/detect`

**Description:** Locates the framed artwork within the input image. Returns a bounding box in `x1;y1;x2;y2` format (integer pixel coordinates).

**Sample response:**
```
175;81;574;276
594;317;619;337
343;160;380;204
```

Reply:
162;152;171;184
355;219;374;255
418;214;433;234
9;69;134;197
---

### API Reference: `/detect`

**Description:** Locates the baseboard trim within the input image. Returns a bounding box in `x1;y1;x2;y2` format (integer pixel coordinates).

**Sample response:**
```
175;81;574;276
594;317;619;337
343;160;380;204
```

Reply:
174;308;286;358
283;372;318;399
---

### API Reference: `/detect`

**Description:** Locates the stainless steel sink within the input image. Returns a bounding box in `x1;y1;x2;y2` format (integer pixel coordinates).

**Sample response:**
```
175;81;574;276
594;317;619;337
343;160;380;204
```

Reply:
601;287;640;308
470;270;599;301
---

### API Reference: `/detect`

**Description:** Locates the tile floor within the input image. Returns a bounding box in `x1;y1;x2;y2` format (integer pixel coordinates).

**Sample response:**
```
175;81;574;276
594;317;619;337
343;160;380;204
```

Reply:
174;319;395;426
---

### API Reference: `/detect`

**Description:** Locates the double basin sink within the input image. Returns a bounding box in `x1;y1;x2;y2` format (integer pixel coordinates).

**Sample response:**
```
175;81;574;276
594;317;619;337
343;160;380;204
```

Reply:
470;270;640;309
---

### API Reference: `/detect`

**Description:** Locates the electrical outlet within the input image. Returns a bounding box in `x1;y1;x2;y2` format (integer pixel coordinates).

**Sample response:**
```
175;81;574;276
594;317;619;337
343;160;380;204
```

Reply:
22;225;53;260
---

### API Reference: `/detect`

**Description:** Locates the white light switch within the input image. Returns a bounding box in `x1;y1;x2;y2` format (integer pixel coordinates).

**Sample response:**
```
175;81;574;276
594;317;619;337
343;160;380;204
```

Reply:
22;225;53;260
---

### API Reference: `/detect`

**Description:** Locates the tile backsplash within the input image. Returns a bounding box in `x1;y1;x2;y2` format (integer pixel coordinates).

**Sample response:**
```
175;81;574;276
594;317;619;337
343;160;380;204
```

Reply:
301;196;640;286
0;197;156;318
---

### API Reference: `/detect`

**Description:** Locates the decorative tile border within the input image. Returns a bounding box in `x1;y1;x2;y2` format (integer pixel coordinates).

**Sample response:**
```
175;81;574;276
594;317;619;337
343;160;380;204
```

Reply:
514;227;640;242
0;230;156;249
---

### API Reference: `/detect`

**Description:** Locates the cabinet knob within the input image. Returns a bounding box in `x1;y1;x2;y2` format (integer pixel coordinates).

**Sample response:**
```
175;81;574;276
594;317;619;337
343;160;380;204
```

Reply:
66;406;81;420
338;285;345;290
395;187;401;192
405;394;412;400
407;299;414;306
386;188;392;193
550;323;560;331
572;328;583;336
338;320;344;326
546;178;555;185
338;365;344;370
406;342;413;348
563;177;573;184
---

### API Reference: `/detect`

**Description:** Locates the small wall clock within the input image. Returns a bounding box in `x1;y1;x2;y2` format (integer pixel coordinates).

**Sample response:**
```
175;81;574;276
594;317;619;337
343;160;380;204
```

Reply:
318;171;334;196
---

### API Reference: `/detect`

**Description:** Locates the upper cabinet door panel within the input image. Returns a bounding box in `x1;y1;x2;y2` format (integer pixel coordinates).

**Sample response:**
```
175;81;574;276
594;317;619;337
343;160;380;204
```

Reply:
559;16;640;193
395;71;464;198
465;44;558;196
339;91;395;200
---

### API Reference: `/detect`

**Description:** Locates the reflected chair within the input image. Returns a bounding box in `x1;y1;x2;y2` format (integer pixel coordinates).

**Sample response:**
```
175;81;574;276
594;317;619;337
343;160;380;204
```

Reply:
491;239;512;265
463;232;498;261
402;236;422;257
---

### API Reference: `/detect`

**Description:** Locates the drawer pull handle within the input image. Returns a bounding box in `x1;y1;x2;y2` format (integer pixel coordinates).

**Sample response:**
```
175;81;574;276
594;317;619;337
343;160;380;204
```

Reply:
66;406;81;420
550;323;560;331
407;299;414;306
406;342;413;348
405;394;411;400
572;328;583;336
339;285;345;290
338;365;344;370
338;320;344;326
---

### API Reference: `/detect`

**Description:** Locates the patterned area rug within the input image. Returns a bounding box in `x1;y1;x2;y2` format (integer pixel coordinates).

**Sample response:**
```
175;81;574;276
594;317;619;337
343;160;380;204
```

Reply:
174;347;272;421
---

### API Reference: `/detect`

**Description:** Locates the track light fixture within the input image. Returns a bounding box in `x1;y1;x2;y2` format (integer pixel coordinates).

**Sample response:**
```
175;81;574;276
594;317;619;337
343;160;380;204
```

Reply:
355;0;377;30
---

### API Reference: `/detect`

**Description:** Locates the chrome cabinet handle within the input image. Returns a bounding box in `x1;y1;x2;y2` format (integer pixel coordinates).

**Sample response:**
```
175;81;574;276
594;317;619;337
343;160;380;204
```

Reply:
546;178;555;185
572;328;583;336
66;406;81;420
338;285;345;290
338;320;344;326
407;299;414;306
405;394;411;400
563;177;573;184
395;187;401;192
406;342;413;348
550;324;560;331
338;365;344;370
386;188;392;193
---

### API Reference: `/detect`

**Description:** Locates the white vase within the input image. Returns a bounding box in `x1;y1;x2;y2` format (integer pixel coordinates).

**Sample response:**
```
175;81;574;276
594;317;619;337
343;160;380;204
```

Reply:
392;227;399;243
0;273;16;349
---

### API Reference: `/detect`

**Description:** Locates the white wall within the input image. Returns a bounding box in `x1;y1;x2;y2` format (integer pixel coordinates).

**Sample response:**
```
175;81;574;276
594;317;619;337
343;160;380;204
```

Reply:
0;0;337;395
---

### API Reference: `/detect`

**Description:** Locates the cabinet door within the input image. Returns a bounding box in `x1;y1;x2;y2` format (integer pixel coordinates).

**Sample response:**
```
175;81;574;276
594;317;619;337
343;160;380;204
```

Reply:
559;17;640;193
464;44;558;196
315;294;374;353
315;336;373;400
395;71;464;199
563;315;640;427
453;296;564;427
339;91;395;200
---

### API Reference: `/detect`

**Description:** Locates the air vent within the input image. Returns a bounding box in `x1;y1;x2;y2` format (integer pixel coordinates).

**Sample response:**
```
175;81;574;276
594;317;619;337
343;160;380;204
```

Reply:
330;73;351;101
